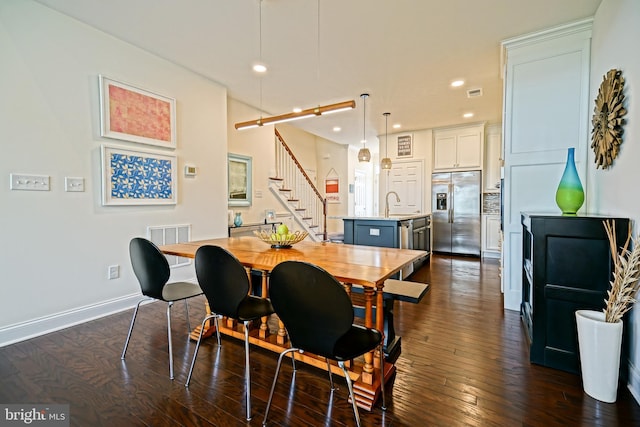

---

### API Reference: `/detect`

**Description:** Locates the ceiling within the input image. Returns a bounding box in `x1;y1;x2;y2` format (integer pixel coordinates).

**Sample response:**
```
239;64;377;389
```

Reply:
35;0;602;150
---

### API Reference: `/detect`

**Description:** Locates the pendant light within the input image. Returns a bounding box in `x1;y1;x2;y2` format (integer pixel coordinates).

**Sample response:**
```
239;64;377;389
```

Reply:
357;93;371;162
381;112;392;170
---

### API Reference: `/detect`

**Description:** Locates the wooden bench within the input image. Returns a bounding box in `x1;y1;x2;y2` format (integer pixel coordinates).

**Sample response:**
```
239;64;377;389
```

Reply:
352;279;430;362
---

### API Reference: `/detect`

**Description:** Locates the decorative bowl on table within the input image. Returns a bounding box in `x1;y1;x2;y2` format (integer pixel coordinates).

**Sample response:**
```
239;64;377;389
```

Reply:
254;230;308;249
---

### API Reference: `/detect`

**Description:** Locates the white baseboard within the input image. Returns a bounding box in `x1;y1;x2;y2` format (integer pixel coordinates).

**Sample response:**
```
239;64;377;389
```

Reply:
482;250;501;259
628;359;640;405
0;293;143;348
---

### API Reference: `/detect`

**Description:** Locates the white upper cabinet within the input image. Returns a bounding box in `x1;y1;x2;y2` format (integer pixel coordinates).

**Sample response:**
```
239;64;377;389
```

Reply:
433;124;485;171
483;124;502;192
500;19;592;311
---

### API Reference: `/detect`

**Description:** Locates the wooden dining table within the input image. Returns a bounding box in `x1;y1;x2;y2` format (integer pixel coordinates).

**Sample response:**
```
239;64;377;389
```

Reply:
160;236;427;410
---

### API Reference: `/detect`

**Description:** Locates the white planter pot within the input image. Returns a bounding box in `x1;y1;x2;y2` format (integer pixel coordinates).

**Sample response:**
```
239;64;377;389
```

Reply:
575;309;623;403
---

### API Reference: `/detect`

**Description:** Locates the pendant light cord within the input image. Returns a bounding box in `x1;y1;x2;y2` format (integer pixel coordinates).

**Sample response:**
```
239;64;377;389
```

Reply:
362;94;367;147
259;0;263;113
385;113;388;157
316;0;320;83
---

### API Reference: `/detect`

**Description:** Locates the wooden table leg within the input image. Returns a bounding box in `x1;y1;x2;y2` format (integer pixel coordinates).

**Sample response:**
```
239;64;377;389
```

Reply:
259;270;270;339
361;287;375;384
374;283;385;370
351;283;394;411
277;273;287;345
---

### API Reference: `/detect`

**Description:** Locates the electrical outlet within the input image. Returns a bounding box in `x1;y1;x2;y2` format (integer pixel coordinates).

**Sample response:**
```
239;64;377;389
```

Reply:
108;265;120;280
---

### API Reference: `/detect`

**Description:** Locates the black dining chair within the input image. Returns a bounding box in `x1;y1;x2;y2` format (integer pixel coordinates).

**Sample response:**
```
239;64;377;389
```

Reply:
122;237;203;380
263;260;387;427
186;245;275;421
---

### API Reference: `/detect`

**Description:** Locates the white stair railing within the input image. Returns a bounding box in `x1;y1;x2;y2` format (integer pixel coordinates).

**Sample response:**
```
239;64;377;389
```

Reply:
271;129;327;241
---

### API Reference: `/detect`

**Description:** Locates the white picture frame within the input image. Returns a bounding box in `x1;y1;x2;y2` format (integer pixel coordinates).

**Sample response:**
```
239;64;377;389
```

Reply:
101;144;177;206
99;75;177;149
228;153;252;207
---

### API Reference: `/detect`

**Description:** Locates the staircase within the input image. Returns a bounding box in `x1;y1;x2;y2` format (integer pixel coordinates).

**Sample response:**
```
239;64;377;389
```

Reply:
269;129;327;242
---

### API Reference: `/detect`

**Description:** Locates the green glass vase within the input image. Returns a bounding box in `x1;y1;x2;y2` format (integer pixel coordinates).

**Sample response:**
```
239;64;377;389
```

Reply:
555;147;584;216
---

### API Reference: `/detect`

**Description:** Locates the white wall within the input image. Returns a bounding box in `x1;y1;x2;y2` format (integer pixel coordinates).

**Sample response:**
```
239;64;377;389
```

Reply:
588;0;640;401
316;137;349;233
226;99;280;225
0;0;228;345
276;124;319;175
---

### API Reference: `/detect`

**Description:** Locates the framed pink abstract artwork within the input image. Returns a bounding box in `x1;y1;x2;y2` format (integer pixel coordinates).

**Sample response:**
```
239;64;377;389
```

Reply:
99;75;176;148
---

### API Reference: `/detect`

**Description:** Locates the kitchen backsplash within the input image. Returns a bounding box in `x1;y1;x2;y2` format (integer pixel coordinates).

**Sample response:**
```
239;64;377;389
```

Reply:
483;192;500;214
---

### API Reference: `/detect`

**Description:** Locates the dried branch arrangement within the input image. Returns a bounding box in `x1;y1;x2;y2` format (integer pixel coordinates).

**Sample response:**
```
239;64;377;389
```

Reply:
603;219;640;323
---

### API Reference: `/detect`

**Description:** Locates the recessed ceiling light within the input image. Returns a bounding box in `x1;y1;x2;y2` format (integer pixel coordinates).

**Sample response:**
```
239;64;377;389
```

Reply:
451;80;465;87
463;112;474;118
252;63;267;73
393;124;401;129
333;126;341;132
292;107;302;113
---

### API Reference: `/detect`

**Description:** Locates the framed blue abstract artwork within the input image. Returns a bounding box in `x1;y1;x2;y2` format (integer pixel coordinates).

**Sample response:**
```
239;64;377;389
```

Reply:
101;144;177;206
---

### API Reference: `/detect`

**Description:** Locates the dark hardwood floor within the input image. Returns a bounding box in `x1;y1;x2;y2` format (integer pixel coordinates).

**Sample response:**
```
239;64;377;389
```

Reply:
1;255;639;426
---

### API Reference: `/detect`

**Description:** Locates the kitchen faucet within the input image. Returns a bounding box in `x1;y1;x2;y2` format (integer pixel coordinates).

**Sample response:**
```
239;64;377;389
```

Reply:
384;191;400;218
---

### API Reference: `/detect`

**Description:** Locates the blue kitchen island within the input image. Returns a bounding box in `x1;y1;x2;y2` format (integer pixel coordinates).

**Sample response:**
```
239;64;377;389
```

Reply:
342;213;432;361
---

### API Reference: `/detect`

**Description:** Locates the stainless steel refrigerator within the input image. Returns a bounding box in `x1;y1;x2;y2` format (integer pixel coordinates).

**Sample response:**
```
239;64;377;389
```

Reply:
431;171;481;256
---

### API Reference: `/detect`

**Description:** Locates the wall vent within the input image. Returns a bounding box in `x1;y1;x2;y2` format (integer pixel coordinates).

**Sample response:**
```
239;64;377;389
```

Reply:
147;224;191;268
467;88;483;98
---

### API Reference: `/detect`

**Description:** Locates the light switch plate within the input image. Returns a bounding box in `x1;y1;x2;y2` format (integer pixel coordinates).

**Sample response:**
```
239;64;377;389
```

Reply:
65;177;85;192
10;173;50;191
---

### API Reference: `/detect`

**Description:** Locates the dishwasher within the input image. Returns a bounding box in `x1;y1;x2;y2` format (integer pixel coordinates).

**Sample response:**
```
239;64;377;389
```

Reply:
411;216;431;270
398;219;414;279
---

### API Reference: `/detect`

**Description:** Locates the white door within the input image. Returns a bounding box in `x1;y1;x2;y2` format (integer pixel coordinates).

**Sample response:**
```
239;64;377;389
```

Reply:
386;160;423;215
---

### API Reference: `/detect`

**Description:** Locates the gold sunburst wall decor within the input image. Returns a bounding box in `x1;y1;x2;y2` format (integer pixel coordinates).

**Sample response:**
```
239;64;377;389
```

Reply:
591;69;627;169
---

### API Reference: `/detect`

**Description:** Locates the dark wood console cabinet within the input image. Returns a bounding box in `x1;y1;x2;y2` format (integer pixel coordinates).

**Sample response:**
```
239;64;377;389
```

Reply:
521;213;629;374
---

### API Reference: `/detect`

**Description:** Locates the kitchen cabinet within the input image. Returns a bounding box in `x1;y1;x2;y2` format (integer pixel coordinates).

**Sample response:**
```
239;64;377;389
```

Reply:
342;215;429;249
500;20;592;311
482;214;500;258
483;124;502;192
342;214;431;362
343;214;431;279
345;219;400;248
433;124;484;171
521;213;629;374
